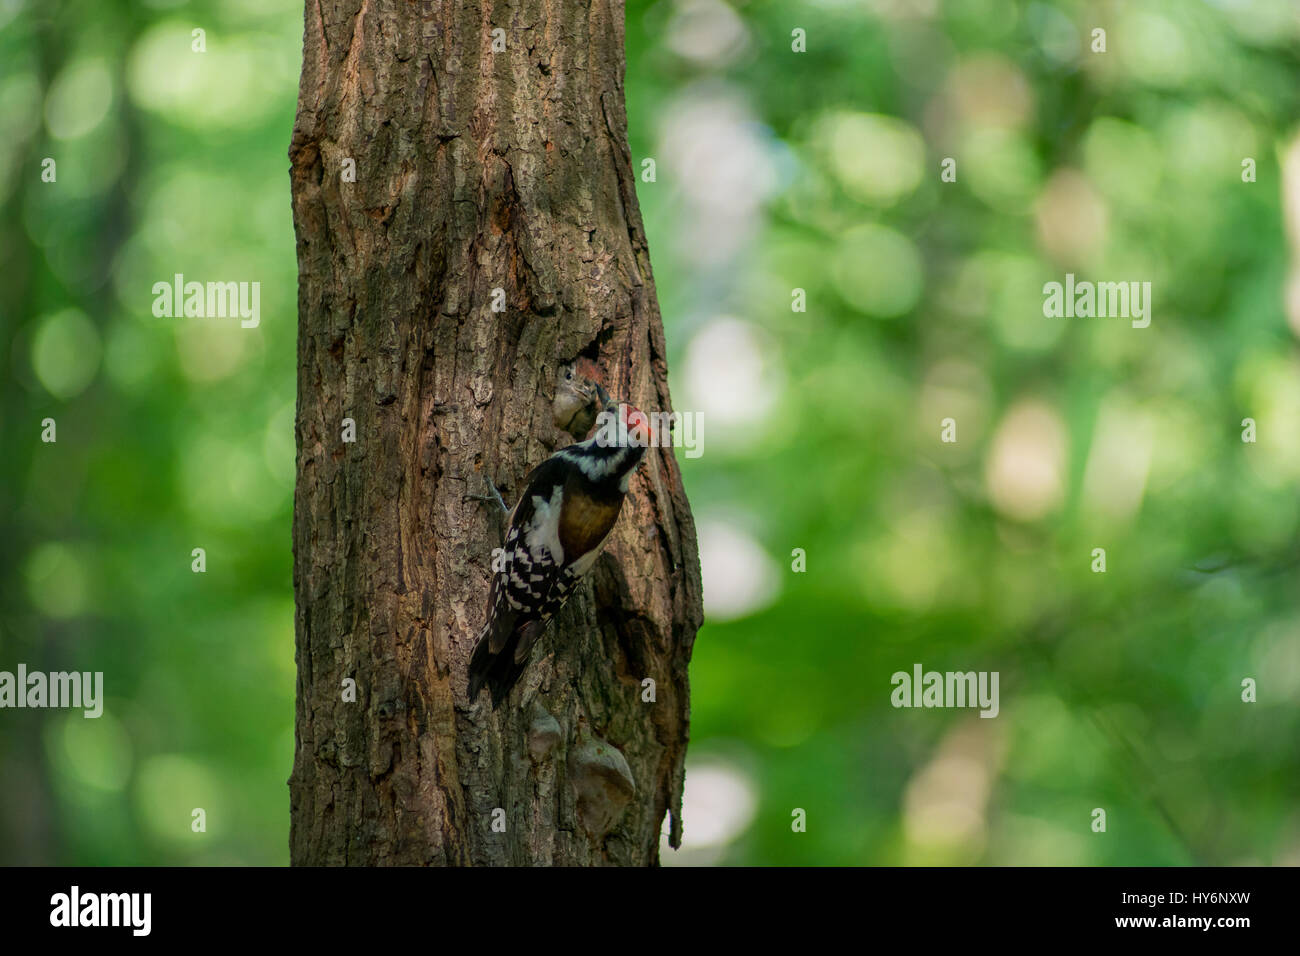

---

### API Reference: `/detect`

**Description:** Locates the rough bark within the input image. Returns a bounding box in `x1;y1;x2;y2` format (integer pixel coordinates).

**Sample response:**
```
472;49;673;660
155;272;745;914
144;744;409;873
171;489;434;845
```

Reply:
287;0;702;865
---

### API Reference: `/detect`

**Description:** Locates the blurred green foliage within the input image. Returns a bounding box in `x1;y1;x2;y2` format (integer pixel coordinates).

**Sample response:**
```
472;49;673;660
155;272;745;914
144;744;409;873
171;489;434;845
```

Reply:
2;0;1299;865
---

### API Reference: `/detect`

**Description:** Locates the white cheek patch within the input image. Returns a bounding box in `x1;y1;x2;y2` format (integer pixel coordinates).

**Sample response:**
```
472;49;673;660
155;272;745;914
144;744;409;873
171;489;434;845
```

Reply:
559;446;622;482
524;484;566;566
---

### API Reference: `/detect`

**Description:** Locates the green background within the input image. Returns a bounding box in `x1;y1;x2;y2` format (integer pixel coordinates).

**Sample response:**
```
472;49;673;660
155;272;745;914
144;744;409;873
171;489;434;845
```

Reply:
2;0;1299;865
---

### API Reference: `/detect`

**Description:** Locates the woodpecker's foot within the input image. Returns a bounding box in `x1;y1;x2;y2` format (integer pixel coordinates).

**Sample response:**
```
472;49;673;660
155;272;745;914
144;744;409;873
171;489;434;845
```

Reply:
464;477;509;515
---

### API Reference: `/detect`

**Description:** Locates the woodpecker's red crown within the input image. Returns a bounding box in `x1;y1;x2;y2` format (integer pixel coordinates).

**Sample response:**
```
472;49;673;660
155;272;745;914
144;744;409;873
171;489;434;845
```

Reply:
620;403;652;446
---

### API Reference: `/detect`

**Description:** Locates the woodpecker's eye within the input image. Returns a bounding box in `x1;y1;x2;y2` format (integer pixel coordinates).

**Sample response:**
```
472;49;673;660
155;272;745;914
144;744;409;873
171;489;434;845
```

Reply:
565;368;573;381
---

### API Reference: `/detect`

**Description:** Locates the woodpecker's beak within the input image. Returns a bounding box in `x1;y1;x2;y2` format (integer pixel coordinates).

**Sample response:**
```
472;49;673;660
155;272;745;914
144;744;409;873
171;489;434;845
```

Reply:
595;383;612;409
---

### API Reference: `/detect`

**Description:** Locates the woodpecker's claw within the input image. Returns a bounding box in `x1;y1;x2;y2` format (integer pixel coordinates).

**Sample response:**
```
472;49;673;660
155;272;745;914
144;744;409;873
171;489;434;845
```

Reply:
464;477;509;515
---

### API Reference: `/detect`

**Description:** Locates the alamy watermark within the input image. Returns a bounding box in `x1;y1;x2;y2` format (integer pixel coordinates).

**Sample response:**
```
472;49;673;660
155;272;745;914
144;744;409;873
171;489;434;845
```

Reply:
1043;273;1151;329
0;664;103;718
592;408;703;458
890;663;999;718
50;886;150;936
152;273;260;328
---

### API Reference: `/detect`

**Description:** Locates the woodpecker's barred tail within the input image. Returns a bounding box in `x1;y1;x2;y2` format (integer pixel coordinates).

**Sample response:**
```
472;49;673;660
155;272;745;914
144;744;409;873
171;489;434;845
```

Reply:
466;616;544;707
466;401;653;707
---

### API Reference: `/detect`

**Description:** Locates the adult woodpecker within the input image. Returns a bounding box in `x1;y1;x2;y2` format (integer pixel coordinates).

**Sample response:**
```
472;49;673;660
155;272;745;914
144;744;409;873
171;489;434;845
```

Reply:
467;399;654;706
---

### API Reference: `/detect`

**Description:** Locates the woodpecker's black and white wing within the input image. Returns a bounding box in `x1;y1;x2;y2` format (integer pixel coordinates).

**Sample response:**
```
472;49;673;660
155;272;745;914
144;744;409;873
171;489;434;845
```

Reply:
466;413;647;707
468;457;577;705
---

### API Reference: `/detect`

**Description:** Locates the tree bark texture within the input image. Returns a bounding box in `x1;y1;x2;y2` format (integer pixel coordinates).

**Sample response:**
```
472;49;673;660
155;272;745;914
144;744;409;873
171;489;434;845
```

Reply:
287;0;703;865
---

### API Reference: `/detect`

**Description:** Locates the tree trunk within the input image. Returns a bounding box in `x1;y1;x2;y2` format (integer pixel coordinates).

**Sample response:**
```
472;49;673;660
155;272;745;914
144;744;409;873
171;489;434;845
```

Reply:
287;0;702;865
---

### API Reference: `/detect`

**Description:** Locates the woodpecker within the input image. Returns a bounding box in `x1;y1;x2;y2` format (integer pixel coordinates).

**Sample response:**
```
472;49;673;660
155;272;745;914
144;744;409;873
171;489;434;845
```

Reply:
553;359;607;440
467;400;653;706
